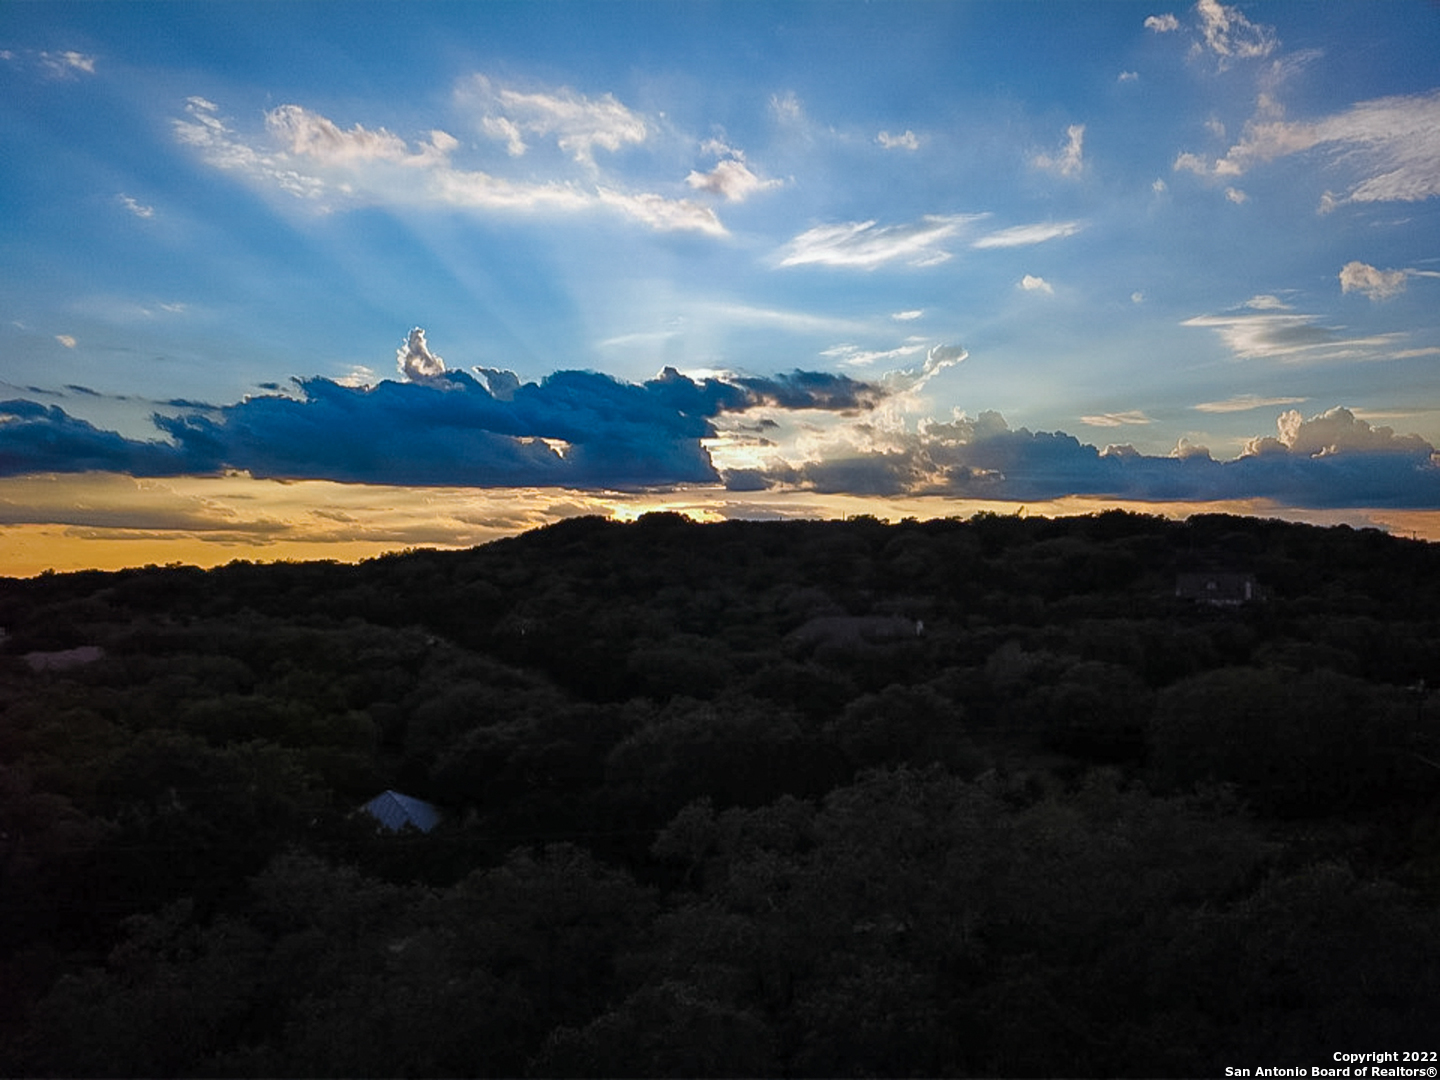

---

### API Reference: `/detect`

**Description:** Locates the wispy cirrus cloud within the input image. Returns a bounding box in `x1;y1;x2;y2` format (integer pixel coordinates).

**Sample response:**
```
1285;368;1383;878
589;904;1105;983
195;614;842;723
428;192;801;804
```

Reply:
1182;309;1404;363
1175;308;1399;368
820;341;928;368
456;74;648;167
1081;411;1152;428
116;194;155;219
1194;394;1308;414
1146;1;1276;65
39;50;96;77
174;88;726;235
777;214;986;270
1194;0;1277;63
971;220;1083;249
1177;89;1440;211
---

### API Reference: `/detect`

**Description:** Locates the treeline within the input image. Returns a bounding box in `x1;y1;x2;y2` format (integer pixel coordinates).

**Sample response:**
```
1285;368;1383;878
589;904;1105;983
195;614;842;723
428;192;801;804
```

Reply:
1;510;1439;1076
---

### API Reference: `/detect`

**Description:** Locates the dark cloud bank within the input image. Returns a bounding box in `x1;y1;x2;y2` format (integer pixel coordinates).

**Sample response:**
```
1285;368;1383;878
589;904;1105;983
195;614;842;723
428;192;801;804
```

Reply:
1;339;1437;508
796;410;1440;509
0;357;878;490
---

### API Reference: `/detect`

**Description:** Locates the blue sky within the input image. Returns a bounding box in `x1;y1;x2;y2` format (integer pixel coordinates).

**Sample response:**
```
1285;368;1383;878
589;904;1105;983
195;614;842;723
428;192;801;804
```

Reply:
3;1;1440;569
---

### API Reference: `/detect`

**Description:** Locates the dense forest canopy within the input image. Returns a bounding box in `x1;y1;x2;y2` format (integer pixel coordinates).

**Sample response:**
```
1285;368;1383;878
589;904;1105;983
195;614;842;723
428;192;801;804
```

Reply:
2;509;1439;1076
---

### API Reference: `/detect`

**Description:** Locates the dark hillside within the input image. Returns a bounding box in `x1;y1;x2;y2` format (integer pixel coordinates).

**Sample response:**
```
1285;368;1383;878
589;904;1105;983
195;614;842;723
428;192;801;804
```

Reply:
2;510;1439;1076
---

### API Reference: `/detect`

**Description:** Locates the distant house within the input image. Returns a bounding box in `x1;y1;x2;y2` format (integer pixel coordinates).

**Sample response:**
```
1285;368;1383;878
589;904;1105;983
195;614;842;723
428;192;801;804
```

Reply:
1175;572;1260;606
361;790;442;833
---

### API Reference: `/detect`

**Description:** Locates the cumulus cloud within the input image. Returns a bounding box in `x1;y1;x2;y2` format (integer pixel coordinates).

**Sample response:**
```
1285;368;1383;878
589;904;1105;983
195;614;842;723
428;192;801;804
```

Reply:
892;310;924;322
1243;405;1431;457
396;327;448;382
1339;261;1408;301
784;405;1440;508
1337;260;1440;301
777;214;985;270
877;130;920;151
1224;186;1248;203
1020;275;1054;294
55;335;77;349
1145;13;1180;32
881;344;969;397
685;150;781;202
1032;124;1085;177
0;333;891;491
1118;71;1139;83
971;220;1083;249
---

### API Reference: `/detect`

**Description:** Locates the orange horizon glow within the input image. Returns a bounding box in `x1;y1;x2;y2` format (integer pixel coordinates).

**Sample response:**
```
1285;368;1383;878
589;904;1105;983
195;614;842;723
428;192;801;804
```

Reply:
1;471;1437;578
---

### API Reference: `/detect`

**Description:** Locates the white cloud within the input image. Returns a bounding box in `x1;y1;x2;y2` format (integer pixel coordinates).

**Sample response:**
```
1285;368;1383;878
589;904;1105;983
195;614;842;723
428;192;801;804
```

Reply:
1183;310;1405;363
1205;117;1227;139
1194;394;1308;413
1224;186;1248;204
1020;275;1054;294
267;104;458;169
1144;13;1180;32
777;214;985;270
877;129;920;150
1131;291;1146;304
821;342;928;368
1151;178;1167;194
1118;71;1139;83
770;91;804;124
117;194;154;219
1245;294;1289;310
1337;260;1440;301
891;310;924;321
1211;89;1440;209
40;50;96;77
55;334;77;349
1194;0;1278;62
685;155;781;202
596;189;726;235
1033;123;1085;177
1243;405;1429;457
396;327;447;382
176;95;724;234
1172;151;1209;175
457;74;648;168
971;220;1082;249
1081;411;1151;427
881;343;969;397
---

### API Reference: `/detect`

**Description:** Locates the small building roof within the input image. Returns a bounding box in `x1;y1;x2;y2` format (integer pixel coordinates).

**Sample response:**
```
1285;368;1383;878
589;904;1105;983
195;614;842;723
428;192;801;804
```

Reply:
362;790;442;833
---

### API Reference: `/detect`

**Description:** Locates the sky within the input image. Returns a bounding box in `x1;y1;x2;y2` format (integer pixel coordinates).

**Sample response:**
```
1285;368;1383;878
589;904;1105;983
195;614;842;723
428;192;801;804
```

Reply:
3;0;1440;573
